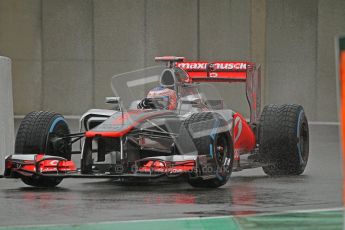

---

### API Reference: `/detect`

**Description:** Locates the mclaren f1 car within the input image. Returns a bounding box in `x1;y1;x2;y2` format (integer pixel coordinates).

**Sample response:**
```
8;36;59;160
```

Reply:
3;56;309;188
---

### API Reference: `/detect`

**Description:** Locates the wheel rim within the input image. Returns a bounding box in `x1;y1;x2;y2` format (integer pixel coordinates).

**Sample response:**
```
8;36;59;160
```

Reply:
216;134;227;165
214;133;233;178
46;118;71;159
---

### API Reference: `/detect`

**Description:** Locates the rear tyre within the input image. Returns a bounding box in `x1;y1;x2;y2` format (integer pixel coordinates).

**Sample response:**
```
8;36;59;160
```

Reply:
179;112;234;188
15;111;71;187
259;104;309;176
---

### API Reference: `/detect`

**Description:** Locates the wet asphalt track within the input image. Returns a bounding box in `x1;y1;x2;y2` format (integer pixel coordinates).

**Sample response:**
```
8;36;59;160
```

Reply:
0;123;342;226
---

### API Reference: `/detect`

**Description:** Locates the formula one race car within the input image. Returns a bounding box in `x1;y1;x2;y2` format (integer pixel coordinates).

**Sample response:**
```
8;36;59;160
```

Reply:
3;56;309;188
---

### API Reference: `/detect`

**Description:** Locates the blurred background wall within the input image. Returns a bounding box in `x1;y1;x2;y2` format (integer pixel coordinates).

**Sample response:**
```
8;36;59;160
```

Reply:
0;0;344;121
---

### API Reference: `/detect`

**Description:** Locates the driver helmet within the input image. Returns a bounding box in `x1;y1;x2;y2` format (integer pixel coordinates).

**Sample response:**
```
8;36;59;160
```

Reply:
147;86;177;110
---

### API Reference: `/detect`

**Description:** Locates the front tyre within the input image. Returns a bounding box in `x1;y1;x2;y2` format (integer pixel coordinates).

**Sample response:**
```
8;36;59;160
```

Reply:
21;176;63;188
259;104;309;176
15;111;71;187
180;112;234;188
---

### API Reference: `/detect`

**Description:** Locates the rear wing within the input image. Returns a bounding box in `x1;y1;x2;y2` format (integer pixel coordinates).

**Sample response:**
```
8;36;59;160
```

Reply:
155;57;261;123
175;61;249;82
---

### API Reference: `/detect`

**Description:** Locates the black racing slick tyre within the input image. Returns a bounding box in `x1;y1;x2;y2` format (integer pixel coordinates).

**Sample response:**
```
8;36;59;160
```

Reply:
180;112;234;188
258;104;309;176
15;111;72;187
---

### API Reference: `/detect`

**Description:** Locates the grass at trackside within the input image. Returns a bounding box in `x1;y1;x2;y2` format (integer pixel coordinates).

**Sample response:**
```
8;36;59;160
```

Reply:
0;209;343;230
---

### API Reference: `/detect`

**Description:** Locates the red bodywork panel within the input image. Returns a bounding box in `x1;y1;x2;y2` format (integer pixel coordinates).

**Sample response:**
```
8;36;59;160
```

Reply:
20;160;77;173
5;153;77;175
233;113;256;156
138;160;195;174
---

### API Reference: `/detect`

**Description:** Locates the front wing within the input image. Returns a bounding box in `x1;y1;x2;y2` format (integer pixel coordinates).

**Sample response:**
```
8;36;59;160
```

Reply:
3;154;211;181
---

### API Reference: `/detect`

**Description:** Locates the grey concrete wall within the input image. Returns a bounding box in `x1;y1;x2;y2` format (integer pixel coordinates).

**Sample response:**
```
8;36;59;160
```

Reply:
266;0;318;121
94;0;251;115
316;0;345;121
0;57;14;173
0;0;42;114
42;0;93;114
0;0;344;121
251;0;266;106
94;0;146;108
199;0;251;116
